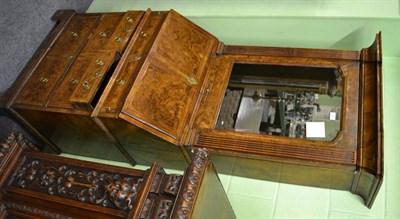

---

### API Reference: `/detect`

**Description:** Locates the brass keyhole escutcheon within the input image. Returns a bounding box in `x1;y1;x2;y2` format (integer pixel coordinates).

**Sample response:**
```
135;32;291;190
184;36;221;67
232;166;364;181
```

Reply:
114;36;122;42
82;81;90;90
139;31;147;37
71;31;78;37
124;28;131;33
99;32;108;37
116;79;126;86
39;77;49;83
133;55;141;61
95;60;104;66
70;79;79;84
126;17;134;23
187;76;197;85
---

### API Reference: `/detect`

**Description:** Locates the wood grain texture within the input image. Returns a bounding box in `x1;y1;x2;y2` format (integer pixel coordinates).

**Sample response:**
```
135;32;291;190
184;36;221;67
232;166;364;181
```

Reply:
352;32;383;208
94;10;166;118
14;15;99;107
120;10;218;145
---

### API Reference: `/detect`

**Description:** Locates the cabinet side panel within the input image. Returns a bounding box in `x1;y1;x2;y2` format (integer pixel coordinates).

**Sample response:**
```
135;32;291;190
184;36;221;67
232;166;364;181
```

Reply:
205;150;355;191
191;162;236;219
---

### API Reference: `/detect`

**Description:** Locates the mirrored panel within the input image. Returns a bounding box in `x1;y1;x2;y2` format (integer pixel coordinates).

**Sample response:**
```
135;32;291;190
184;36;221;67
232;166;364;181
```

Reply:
216;63;343;141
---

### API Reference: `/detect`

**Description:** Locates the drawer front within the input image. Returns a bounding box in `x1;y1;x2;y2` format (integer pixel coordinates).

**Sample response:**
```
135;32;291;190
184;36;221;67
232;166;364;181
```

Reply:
80;13;125;53
47;53;94;109
14;15;98;107
47;12;144;110
14;54;74;107
105;11;144;52
47;14;124;109
69;50;117;105
95;11;166;117
50;15;98;55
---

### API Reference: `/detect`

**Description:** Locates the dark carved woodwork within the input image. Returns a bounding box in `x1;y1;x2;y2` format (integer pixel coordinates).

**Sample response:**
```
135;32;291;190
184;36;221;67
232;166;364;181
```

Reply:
0;132;235;218
1;8;383;209
9;157;143;211
4;201;73;219
171;148;209;218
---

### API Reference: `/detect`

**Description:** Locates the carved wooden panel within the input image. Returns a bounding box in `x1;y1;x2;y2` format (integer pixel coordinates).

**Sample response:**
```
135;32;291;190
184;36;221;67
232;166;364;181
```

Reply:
0;138;11;163
8;157;143;211
120;10;218;145
139;171;183;219
171;148;210;218
4;200;73;219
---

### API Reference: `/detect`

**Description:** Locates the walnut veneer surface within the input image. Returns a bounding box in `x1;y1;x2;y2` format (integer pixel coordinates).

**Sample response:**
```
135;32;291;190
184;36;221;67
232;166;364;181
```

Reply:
0;9;383;208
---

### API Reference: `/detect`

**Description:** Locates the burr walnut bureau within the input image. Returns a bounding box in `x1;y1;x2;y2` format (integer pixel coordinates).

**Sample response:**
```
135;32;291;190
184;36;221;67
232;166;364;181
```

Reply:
1;9;383;208
0;133;235;219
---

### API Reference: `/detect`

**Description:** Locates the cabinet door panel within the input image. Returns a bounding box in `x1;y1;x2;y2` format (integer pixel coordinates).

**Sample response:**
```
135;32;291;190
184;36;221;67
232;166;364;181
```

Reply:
120;10;218;145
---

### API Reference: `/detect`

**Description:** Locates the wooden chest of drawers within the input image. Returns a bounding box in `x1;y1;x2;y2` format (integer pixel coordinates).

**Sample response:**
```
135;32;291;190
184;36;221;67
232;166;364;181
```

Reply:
1;9;383;208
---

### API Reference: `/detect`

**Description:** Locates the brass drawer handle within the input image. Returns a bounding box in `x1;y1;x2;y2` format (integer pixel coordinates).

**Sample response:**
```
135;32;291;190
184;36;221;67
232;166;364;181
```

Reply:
133;55;141;61
70;79;79;84
95;60;104;66
124;28;131;33
82;81;90;90
106;107;116;113
99;32;108;37
126;17;134;23
94;71;102;77
187;75;197;85
39;77;49;83
71;31;78;37
139;31;147;37
116;79;125;85
65;53;74;59
114;36;122;42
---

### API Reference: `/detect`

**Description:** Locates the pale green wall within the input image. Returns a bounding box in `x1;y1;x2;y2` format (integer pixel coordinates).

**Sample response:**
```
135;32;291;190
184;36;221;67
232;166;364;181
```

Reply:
88;0;400;56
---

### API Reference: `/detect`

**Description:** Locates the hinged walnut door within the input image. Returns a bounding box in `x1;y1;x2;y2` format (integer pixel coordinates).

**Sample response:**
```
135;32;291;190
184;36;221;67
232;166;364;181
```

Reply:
119;10;218;145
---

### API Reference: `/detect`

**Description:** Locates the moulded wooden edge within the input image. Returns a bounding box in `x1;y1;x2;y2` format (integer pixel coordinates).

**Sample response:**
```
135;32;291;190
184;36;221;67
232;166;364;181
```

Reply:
351;168;383;209
223;45;361;60
360;32;382;63
0;133;41;191
3;188;128;218
352;32;383;208
170;148;237;218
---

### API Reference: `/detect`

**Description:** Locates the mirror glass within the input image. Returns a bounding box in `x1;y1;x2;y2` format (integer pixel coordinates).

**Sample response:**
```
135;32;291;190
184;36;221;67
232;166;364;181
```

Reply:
216;63;343;141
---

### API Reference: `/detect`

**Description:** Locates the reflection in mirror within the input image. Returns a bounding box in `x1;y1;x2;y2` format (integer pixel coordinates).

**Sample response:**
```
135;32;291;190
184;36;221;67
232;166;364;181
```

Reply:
216;64;343;141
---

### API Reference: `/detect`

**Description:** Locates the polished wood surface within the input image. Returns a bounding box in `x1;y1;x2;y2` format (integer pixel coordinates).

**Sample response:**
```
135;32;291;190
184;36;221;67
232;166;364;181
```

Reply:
14;14;98;107
120;10;218;145
1;9;383;208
